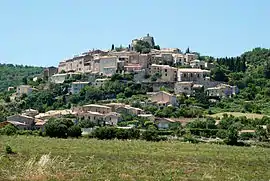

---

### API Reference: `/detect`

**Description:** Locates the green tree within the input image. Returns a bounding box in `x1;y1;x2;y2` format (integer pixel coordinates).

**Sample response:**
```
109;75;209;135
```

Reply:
185;47;190;54
134;40;151;53
1;124;18;135
22;77;28;85
225;125;239;145
45;118;74;138
67;125;82;138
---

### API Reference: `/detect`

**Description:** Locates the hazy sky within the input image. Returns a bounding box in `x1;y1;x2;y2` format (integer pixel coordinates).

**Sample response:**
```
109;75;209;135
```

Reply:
0;0;269;66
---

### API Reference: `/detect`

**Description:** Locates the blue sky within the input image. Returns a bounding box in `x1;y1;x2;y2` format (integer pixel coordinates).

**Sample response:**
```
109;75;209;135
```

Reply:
0;0;269;66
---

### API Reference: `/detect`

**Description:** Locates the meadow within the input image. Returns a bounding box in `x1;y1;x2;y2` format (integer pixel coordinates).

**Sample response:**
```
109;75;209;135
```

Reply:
210;112;267;119
0;136;270;181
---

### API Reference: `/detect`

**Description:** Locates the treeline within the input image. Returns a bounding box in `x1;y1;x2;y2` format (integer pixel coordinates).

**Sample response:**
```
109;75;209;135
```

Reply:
216;56;247;72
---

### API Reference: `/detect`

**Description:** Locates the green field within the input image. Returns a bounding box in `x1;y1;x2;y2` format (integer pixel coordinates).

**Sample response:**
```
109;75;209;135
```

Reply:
1;136;270;181
210;112;267;119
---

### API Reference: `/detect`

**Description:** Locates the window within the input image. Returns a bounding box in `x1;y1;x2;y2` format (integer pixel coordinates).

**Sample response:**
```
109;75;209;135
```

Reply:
183;73;186;77
197;74;200;78
94;116;96;120
165;73;167;76
164;69;167;72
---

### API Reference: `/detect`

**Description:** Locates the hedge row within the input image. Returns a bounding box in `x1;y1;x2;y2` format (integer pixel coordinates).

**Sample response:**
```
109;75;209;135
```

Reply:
92;127;167;141
188;128;220;138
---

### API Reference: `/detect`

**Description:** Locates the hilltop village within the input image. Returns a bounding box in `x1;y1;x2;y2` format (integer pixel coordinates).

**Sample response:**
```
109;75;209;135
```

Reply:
1;34;241;134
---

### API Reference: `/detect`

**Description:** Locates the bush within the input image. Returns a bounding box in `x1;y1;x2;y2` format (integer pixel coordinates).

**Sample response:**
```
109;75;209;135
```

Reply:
216;129;227;139
67;125;82;138
128;128;141;139
157;131;174;136
115;129;130;139
183;134;200;144
93;127;141;140
1;124;17;136
239;132;255;140
141;130;160;141
5;145;14;154
79;120;96;128
45;119;74;138
93;127;117;140
189;128;219;138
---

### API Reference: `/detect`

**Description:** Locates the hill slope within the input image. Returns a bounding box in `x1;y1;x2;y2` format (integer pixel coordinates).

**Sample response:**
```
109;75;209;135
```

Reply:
0;64;43;91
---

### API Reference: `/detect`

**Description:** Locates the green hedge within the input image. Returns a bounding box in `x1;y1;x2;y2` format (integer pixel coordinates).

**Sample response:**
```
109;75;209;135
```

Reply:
93;127;140;140
188;128;221;138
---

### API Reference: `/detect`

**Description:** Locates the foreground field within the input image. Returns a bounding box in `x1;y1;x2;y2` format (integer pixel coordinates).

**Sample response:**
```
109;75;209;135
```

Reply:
210;112;267;119
0;136;270;181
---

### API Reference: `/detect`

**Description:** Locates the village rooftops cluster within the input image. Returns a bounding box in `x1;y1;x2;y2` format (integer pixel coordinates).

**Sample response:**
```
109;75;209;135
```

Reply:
22;34;237;99
3;96;194;131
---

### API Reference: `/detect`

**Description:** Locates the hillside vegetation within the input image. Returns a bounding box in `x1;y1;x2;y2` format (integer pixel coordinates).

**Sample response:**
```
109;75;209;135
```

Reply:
0;64;43;91
1;136;270;181
209;48;270;114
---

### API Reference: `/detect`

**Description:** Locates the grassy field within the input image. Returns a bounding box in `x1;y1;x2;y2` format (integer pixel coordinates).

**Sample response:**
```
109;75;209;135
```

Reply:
210;112;267;119
0;136;270;181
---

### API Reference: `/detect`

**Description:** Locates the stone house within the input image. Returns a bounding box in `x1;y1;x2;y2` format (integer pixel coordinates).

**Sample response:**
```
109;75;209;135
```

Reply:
155;117;175;129
190;60;206;69
77;111;121;126
95;56;118;76
174;82;204;96
173;54;185;66
177;68;210;82
150;64;177;82
92;78;109;88
7;114;35;130
16;85;35;96
74;104;112;114
70;82;90;94
115;106;142;115
22;109;39;117
206;84;238;98
43;66;58;79
151;53;174;66
184;53;198;63
174;82;194;95
150;91;177;107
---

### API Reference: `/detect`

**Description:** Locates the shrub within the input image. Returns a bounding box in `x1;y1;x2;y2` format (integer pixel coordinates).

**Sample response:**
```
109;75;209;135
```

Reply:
157;131;173;136
1;124;17;136
93;127;117;140
239;132;255;140
183;134;200;144
67;125;82;138
93;127;141;140
216;129;227;139
79;120;96;128
141;130;159;141
45;119;74;138
115;129;130;139
5;145;14;154
189;128;219;138
127;128;140;139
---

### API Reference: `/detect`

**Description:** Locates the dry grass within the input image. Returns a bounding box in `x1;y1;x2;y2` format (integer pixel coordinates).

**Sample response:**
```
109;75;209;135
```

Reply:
1;135;270;181
210;112;267;119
